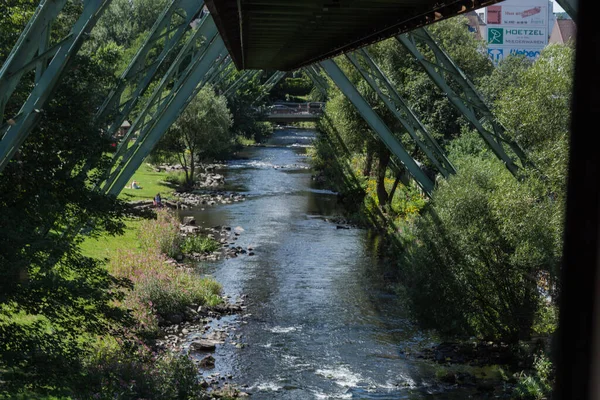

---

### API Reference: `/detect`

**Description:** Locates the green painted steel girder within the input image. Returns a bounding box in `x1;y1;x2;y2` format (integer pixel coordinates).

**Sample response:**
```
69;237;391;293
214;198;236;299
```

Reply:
106;33;227;195
96;0;207;137
0;0;67;124
0;0;112;172
556;0;578;22
223;69;260;97
303;67;328;97
206;56;233;86
100;13;219;192
320;58;434;195
397;28;531;177
346;49;455;178
254;71;286;104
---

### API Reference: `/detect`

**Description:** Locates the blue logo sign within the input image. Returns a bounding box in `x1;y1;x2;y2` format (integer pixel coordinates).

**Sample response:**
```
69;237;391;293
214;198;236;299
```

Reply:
488;48;504;63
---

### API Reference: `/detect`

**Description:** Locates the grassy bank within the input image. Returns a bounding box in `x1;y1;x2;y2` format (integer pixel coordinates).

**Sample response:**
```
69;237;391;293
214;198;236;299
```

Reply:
69;209;223;399
118;164;178;202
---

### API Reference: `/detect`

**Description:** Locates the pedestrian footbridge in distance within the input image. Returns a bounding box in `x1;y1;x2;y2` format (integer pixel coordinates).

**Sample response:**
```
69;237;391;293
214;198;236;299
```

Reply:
260;102;324;123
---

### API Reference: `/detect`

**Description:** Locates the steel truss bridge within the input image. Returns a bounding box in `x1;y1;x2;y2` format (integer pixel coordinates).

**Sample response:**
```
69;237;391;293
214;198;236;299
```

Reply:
0;0;577;198
2;2;599;397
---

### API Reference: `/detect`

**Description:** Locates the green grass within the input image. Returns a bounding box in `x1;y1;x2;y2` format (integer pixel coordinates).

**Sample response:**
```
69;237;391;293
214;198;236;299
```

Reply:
118;164;177;202
182;235;221;253
80;219;143;260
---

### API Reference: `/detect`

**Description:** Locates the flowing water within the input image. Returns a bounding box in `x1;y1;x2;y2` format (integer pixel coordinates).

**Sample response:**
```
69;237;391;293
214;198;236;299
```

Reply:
180;128;476;399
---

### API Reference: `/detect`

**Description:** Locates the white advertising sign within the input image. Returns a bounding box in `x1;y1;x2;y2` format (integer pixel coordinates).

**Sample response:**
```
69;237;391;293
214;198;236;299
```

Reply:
484;0;550;64
488;5;548;26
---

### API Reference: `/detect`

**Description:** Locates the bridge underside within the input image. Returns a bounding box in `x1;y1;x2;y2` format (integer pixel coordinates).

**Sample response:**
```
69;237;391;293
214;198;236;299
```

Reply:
206;0;503;71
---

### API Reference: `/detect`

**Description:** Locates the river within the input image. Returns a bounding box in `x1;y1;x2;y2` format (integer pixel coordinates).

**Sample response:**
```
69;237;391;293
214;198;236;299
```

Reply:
179;128;475;399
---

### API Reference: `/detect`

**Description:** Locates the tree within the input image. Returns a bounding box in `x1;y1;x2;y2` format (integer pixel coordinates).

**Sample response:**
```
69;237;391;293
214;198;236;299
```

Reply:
0;1;132;392
159;85;232;187
403;151;561;342
495;44;574;200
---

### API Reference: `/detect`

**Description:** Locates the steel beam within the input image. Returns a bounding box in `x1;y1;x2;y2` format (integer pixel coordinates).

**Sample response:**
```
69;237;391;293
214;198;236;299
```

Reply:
0;0;67;123
346;49;455;178
0;0;112;172
397;28;531;177
105;35;227;195
303;67;328;97
320;59;434;195
223;70;260;97
254;71;286;104
99;14;219;193
96;0;207;136
556;0;578;23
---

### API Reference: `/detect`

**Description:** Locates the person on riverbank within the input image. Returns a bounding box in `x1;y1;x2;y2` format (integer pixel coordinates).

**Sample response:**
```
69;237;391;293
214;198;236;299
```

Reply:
131;180;141;189
154;193;163;207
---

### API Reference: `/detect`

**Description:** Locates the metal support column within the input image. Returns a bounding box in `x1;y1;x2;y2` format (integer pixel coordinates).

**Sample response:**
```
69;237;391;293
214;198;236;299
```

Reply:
99;15;219;192
320;59;434;195
223;70;260;97
346;49;455;178
0;0;112;172
105;36;227;195
96;0;207;136
397;28;530;176
303;67;328;97
254;71;286;104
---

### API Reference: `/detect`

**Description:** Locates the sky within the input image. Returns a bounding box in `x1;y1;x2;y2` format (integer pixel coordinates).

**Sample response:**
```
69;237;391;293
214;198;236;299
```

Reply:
550;0;566;13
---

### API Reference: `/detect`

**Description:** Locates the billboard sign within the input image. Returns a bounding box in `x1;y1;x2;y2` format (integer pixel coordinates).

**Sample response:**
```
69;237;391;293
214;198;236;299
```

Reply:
488;27;547;46
484;0;549;64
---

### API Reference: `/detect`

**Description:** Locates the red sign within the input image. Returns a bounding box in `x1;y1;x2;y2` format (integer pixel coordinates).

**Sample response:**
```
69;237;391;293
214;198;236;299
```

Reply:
487;6;501;24
521;7;541;18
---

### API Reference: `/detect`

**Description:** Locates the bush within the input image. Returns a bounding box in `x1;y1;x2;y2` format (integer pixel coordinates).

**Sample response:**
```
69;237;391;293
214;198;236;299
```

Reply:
513;353;553;399
138;209;182;258
76;336;205;399
401;155;561;342
109;249;222;330
182;235;221;254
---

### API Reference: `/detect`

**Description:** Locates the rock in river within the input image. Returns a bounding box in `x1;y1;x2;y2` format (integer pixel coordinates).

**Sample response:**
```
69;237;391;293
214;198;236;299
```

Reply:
190;339;220;352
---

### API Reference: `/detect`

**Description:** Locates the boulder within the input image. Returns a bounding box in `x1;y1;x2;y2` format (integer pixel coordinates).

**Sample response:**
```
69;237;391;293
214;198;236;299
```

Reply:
199;355;215;369
183;216;196;226
165;313;183;325
189;339;219;352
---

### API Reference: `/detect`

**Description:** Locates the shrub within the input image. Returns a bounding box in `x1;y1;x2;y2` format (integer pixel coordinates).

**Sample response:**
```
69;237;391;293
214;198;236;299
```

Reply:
109;249;222;333
138;209;182;258
402;156;561;342
182;235;221;254
76;336;204;399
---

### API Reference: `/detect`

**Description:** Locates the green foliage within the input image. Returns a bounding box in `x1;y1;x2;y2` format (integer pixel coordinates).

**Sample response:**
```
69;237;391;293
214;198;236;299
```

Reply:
402;156;561;342
76;336;205;399
496;44;574;198
138;210;182;259
92;0;169;48
0;2;134;393
182;235;221;254
513;353;553;399
109;249;222;327
269;74;313;99
156;85;233;186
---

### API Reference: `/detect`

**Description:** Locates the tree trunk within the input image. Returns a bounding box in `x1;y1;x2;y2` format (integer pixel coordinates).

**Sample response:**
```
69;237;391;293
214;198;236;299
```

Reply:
363;147;374;177
376;148;390;206
177;152;189;185
188;152;196;188
388;174;401;201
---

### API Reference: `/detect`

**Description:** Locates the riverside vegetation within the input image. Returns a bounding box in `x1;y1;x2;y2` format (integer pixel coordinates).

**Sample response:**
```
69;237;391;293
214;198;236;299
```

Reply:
0;0;257;397
310;17;572;399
